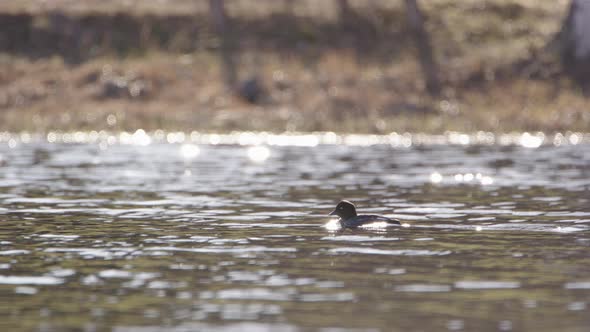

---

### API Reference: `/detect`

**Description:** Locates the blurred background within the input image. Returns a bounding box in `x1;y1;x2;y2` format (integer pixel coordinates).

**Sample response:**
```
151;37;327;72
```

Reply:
0;0;588;133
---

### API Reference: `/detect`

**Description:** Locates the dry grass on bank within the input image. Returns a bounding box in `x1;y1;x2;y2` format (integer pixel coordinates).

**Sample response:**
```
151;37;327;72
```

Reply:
1;0;588;133
2;51;589;133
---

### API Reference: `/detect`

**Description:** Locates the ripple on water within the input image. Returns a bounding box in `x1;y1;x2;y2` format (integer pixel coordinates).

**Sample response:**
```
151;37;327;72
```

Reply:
454;281;521;289
98;270;134;279
564;282;590;289
390;214;430;221
0;250;30;255
209;239;250;245
299;292;356;302
395;284;451;292
113;322;301;332
38;234;80;240
426;213;467;219
201;288;295;301
321;235;400;242
420;223;589;233
468;217;496;221
374;268;406;275
15;286;38;295
220;222;310;228
567;302;587;311
328;247;451;256
0;276;64;285
263;275;318;287
48;268;76;278
547;211;590;217
227;271;264;283
144;246;297;254
247;211;310;217
486;223;589;233
44;247;135;259
395;207;512;216
167;236;216;243
3;197;108;205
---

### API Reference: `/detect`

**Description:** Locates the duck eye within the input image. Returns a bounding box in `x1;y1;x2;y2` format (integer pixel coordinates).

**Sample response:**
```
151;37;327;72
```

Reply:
339;206;343;210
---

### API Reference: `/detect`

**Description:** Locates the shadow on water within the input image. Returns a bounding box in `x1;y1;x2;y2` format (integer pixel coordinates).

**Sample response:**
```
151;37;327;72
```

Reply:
0;132;589;331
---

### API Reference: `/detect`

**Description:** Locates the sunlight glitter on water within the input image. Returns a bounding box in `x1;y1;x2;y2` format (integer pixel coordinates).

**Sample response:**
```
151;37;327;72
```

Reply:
247;146;271;162
119;129;151;146
519;132;544;148
179;143;200;159
430;172;494;186
430;172;443;183
2;131;589;147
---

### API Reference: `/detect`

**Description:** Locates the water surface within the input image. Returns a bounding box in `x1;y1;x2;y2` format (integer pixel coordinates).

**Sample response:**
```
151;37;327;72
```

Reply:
0;131;589;331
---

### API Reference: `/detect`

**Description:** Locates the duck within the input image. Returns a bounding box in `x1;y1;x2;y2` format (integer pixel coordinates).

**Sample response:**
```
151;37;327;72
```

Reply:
329;200;401;229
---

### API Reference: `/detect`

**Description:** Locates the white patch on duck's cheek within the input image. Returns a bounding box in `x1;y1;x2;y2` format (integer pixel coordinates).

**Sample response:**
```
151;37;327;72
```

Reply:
324;219;342;231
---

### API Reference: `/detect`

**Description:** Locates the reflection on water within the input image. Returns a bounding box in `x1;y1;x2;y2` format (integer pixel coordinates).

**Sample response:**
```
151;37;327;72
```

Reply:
0;131;589;331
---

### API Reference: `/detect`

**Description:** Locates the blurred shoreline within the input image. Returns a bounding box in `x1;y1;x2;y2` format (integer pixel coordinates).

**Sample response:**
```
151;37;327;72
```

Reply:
1;1;589;133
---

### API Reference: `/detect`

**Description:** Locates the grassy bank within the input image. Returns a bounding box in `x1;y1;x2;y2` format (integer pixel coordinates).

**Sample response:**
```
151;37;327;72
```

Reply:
1;0;588;133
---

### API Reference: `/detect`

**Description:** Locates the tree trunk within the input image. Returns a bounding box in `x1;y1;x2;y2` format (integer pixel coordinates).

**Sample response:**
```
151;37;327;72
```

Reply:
403;0;441;96
557;0;590;88
337;0;353;25
283;0;295;14
209;0;237;88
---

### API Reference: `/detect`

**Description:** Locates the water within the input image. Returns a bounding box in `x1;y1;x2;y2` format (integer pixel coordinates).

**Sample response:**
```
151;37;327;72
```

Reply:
0;131;589;331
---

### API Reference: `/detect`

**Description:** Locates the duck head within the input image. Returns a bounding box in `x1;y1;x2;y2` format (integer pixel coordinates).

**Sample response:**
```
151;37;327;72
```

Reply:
329;200;357;220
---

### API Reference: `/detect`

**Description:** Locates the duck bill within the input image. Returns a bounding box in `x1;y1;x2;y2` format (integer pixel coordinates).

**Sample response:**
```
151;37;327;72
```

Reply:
328;209;337;216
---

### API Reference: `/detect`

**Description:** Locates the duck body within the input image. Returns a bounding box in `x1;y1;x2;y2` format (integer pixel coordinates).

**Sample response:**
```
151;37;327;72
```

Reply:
329;200;400;229
338;214;400;229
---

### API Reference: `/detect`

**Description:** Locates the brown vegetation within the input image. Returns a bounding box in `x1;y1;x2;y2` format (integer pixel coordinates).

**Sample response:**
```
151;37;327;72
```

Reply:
1;0;588;133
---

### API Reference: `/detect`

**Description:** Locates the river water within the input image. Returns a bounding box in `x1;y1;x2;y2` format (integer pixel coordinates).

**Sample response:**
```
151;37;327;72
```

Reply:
0;131;589;332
